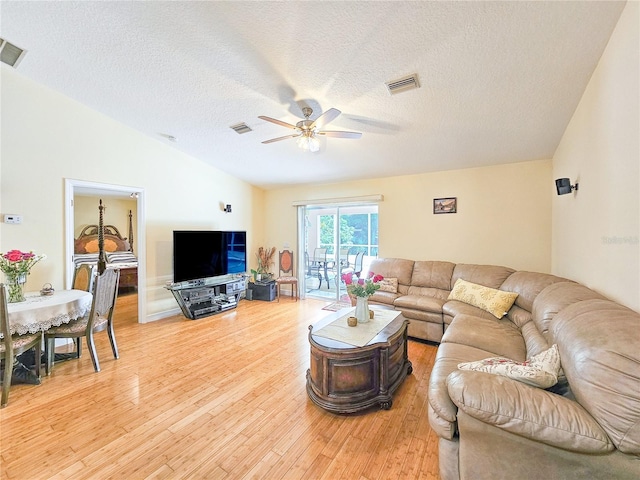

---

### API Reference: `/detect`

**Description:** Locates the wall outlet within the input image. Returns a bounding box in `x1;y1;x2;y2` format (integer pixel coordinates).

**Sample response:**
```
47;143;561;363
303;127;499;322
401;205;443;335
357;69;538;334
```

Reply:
4;214;23;224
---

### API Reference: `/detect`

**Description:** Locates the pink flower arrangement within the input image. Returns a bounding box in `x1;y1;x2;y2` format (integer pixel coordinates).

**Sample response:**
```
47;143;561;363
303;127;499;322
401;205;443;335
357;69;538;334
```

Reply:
0;249;45;277
341;271;384;297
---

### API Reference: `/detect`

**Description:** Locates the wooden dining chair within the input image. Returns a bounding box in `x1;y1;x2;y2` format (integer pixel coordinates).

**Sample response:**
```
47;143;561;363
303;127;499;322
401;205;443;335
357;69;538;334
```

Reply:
71;263;96;357
73;263;96;293
275;250;298;301
0;284;43;407
45;268;120;374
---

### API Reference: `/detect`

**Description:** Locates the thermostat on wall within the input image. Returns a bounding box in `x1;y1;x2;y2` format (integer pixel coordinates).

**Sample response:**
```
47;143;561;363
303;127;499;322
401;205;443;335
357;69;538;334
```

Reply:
4;214;23;224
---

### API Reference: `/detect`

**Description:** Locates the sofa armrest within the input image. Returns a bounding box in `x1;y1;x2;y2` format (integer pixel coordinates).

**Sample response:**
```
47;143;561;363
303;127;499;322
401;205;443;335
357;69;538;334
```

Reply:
446;370;614;453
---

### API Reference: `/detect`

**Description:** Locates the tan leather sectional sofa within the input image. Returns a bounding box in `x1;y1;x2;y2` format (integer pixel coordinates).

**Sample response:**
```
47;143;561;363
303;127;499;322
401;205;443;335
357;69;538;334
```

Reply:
367;257;640;480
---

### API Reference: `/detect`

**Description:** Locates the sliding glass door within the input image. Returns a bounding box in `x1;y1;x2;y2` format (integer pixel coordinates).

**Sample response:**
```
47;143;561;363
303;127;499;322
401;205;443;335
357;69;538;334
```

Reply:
302;203;378;302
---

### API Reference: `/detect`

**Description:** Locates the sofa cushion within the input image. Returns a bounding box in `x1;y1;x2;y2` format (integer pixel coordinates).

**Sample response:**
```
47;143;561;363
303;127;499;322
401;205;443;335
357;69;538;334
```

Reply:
367;257;414;286
394;294;446;315
457;344;560;389
411;260;456;290
499;271;570;313
368;290;399;306
407;285;450;300
429;342;509;433
443;300;496;324
451;264;515;290
442;314;526;361
532;282;606;342
507;305;533;329
520;320;549;358
552;299;640;455
429;344;488;423
447;370;614;453
448;279;518;318
377;277;398;293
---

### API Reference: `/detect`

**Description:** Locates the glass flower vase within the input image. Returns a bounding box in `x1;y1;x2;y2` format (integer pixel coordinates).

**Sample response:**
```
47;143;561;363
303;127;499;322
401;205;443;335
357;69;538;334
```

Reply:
355;296;369;324
5;273;27;303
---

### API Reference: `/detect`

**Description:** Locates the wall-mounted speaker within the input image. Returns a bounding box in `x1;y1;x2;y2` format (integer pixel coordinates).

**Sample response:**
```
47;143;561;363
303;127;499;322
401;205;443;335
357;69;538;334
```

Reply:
555;178;578;195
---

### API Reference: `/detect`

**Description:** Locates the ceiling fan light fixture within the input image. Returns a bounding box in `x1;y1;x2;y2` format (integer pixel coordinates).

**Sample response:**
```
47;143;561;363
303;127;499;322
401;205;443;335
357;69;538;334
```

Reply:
297;132;320;152
259;106;359;151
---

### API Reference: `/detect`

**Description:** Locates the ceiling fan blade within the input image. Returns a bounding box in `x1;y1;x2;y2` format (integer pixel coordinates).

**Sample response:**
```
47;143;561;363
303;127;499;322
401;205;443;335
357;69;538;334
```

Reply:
258;116;298;129
310;108;341;129
262;133;301;144
317;130;362;139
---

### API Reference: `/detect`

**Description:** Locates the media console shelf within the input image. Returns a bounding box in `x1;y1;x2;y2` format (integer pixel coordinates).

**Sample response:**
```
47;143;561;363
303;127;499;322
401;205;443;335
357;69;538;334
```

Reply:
166;274;247;319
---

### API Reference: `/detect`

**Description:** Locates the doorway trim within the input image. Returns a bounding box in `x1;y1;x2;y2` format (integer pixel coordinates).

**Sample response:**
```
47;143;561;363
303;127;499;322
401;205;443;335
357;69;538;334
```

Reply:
64;179;146;323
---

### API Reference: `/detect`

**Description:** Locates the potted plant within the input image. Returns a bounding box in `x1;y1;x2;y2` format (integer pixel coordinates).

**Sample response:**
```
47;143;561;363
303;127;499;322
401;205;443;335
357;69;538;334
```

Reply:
251;246;276;282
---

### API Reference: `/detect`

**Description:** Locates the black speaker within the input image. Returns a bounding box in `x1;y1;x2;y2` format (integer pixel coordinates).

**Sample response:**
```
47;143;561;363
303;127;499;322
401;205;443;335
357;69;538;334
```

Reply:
555;178;572;195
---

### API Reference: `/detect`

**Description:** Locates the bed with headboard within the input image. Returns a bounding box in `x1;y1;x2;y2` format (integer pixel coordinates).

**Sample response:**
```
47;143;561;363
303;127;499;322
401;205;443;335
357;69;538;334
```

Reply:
73;210;138;291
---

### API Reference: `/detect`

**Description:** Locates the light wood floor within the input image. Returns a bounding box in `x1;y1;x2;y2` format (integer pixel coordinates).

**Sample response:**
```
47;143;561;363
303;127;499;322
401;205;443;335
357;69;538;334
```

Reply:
0;293;440;480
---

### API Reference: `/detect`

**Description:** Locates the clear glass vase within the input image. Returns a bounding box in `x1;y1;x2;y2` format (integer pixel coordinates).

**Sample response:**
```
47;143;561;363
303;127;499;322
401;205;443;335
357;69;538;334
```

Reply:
5;273;27;303
355;296;369;324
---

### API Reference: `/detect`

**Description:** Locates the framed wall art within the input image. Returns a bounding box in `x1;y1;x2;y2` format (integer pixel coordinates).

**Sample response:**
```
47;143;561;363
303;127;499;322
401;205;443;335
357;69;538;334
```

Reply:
433;197;457;214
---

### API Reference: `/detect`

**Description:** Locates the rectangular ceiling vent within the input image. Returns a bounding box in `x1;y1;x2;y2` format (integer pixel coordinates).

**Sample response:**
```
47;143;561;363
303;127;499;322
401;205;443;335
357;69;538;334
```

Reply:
386;74;420;95
230;123;252;134
0;38;26;68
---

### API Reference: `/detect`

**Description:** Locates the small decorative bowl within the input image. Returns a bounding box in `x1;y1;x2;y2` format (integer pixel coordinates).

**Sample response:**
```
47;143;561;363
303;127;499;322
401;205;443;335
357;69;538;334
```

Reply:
40;283;55;296
347;316;357;327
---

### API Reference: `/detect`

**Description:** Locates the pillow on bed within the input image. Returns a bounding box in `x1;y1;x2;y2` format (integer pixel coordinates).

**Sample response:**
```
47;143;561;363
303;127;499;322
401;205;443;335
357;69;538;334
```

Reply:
107;251;137;264
73;253;99;266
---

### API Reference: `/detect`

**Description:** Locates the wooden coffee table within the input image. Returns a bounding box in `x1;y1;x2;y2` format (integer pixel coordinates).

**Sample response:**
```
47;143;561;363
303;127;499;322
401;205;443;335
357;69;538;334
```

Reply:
306;307;412;414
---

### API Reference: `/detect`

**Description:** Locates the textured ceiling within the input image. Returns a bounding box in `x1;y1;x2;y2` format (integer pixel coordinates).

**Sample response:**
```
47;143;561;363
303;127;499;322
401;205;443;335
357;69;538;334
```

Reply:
1;1;626;189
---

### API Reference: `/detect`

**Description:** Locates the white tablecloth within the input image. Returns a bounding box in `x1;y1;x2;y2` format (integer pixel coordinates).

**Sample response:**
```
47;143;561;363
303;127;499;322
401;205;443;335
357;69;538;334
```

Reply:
5;289;93;338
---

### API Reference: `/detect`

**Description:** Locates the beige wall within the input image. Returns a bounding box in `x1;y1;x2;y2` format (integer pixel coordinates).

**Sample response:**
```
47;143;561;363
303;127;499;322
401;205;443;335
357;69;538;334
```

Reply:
552;1;639;312
264;159;552;273
0;69;264;320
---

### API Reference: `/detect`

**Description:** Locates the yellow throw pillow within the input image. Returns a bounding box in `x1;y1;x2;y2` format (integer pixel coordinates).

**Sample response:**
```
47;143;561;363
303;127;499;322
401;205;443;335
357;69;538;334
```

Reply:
378;277;398;293
448;278;518;318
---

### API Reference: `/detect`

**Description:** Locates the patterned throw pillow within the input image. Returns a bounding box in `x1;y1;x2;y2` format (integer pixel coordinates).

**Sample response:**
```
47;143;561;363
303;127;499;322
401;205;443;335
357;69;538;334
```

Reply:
457;344;561;388
447;278;518;318
378;277;398;293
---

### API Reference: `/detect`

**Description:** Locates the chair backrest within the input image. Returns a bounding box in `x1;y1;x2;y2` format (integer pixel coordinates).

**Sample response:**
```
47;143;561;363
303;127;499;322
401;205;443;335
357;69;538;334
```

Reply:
87;269;120;331
339;247;350;266
353;251;364;276
73;264;96;293
0;284;12;359
313;248;327;262
279;250;294;276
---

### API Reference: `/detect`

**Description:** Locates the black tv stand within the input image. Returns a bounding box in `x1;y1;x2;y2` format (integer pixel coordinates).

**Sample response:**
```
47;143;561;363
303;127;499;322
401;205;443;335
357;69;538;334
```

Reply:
166;274;247;320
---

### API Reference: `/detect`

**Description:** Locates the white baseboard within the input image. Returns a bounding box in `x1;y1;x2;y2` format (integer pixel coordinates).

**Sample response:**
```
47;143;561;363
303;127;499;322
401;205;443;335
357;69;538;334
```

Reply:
144;307;181;323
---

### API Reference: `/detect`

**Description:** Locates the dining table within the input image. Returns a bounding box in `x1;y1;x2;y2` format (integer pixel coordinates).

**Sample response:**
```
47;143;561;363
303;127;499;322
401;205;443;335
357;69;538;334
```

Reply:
4;289;93;338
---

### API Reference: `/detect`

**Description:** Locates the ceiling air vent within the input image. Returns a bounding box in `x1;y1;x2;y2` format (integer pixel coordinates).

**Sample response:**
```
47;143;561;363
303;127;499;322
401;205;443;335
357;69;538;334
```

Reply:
385;74;420;95
0;38;26;68
230;123;252;134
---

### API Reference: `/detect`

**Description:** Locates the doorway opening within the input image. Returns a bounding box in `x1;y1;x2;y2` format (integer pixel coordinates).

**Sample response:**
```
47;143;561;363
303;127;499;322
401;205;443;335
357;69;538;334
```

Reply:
302;203;379;302
64;179;146;323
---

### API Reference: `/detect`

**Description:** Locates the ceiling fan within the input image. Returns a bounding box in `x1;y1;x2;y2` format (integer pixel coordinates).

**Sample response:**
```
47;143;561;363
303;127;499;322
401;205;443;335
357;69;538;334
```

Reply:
258;107;362;152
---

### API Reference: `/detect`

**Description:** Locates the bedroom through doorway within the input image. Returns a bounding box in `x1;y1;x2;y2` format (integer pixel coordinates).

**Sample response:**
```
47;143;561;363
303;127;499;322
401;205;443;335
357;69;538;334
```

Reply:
64;179;146;324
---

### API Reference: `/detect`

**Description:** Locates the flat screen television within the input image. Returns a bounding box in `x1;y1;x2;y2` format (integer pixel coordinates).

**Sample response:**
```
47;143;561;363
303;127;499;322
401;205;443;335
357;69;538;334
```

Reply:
173;230;247;283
